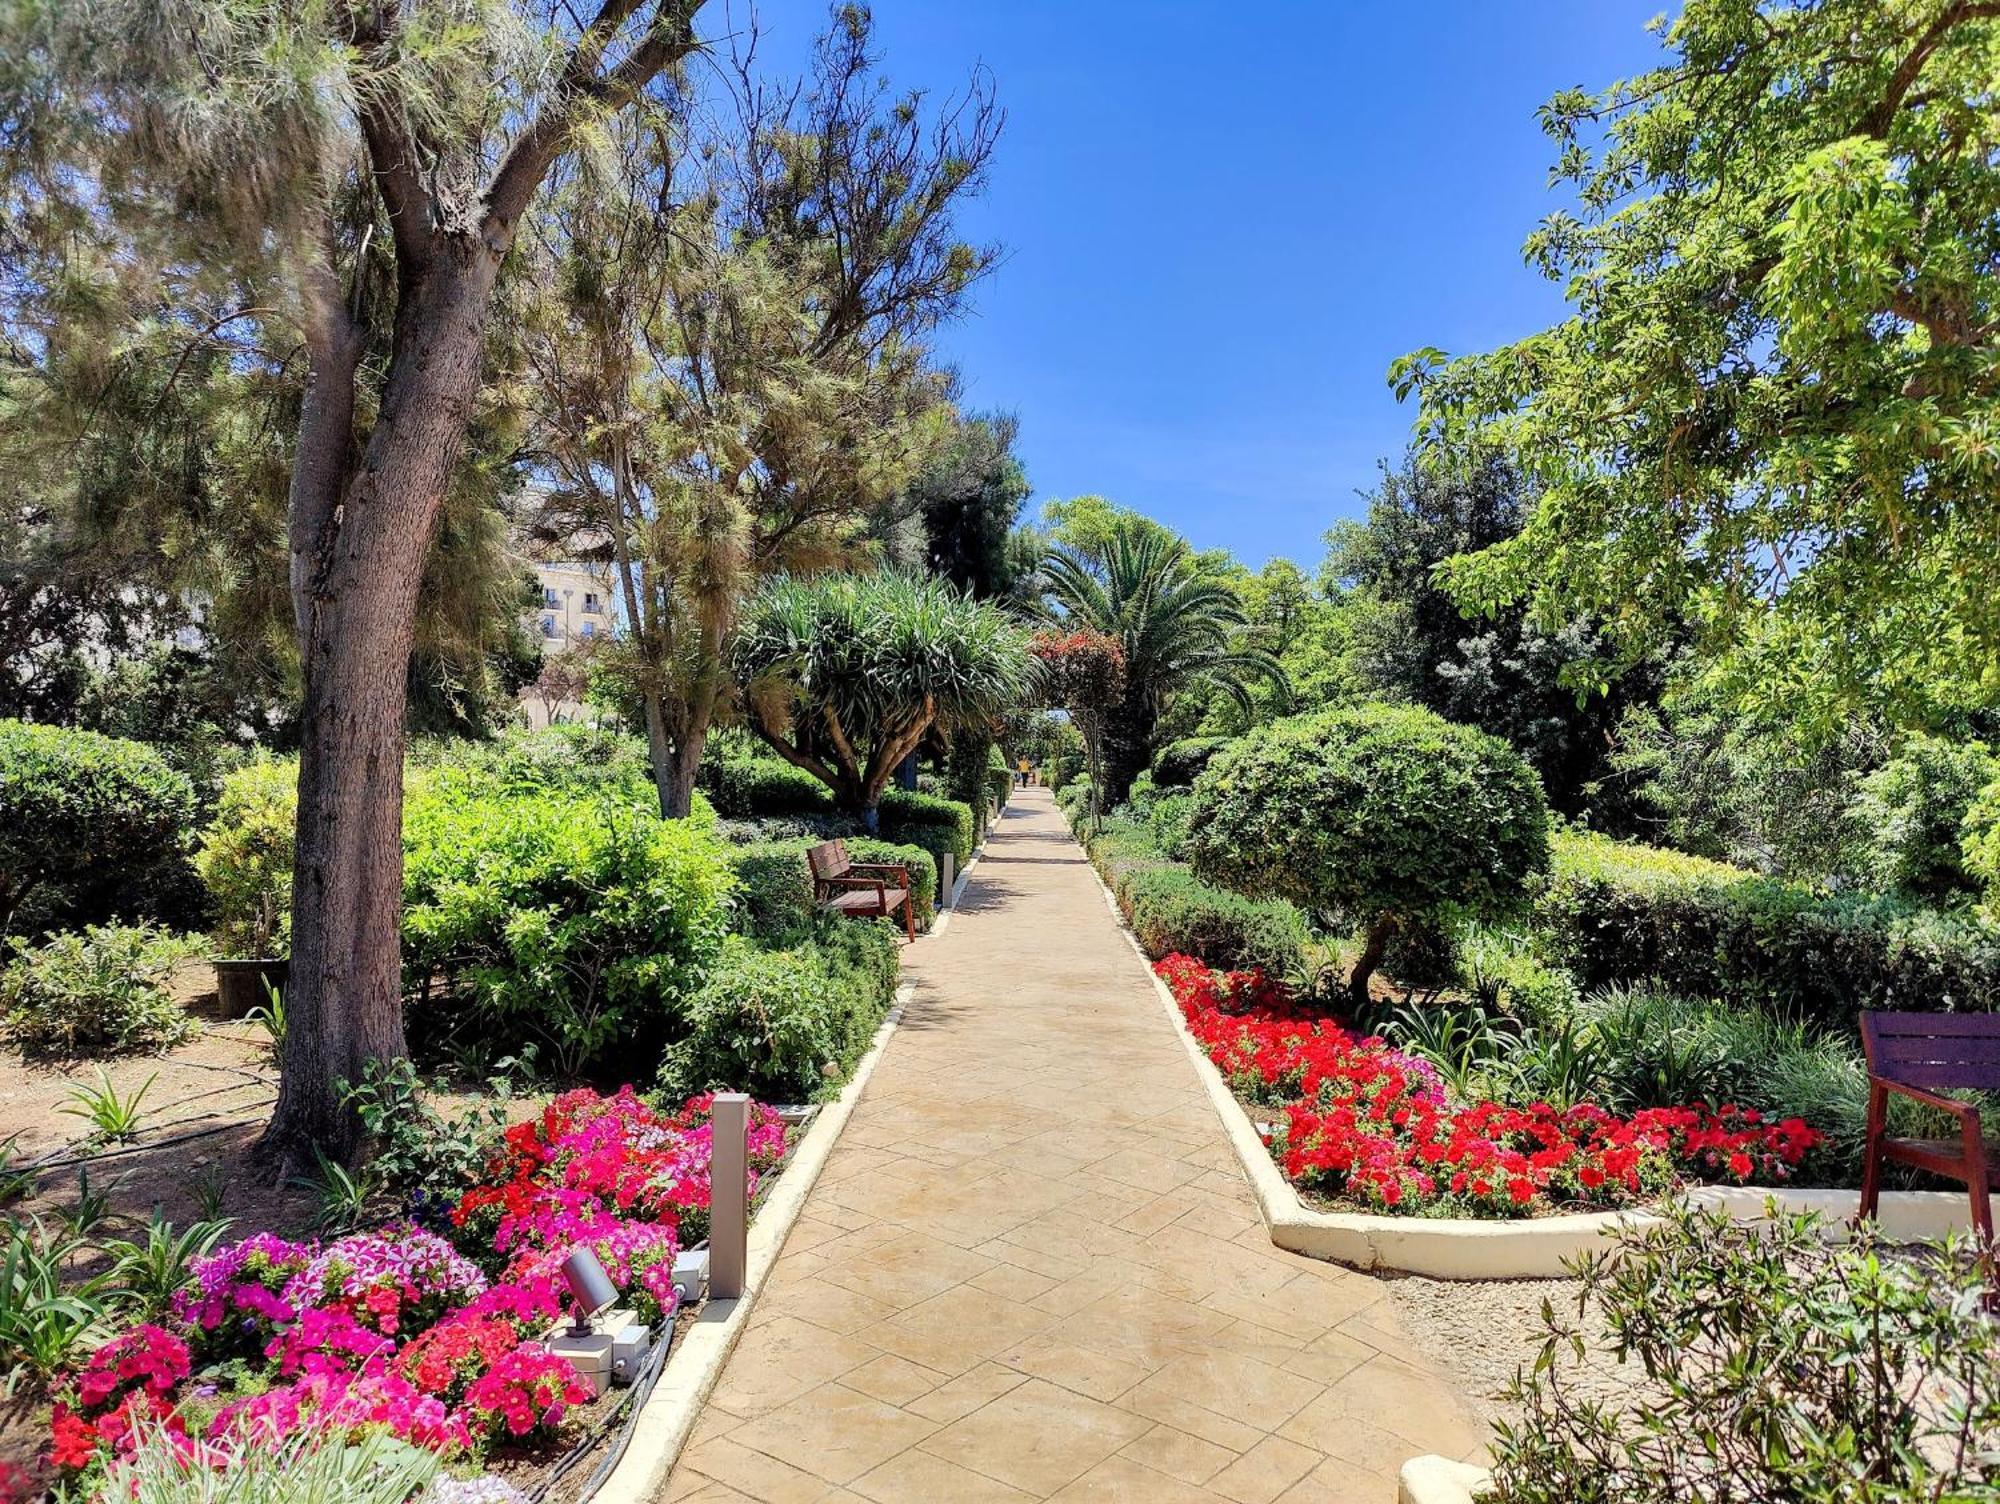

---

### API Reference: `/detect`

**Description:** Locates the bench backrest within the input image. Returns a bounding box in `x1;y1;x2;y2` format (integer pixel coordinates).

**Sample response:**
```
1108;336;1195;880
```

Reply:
806;839;850;884
1861;1010;2000;1091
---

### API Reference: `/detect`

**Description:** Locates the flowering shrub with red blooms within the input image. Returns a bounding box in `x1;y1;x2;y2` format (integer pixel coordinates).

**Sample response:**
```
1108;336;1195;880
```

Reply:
1155;954;1823;1217
458;1347;591;1444
46;1089;787;1480
48;1326;191;1470
395;1314;529;1408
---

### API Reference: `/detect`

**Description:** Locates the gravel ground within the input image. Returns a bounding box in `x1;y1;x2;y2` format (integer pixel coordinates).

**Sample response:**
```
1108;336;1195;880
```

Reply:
1383;1272;1638;1427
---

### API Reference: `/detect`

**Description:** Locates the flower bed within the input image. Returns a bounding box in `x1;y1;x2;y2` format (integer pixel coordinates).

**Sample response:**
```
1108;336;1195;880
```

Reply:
46;1087;786;1490
1155;954;1820;1216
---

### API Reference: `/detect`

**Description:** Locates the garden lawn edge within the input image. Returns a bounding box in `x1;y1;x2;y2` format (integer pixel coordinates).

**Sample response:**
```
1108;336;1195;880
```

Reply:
591;982;912;1504
1085;855;2000;1279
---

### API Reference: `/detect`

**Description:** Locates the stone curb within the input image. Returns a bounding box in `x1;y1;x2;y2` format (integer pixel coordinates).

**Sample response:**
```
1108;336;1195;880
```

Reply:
1078;832;1994;1279
1397;1455;1490;1504
592;980;913;1504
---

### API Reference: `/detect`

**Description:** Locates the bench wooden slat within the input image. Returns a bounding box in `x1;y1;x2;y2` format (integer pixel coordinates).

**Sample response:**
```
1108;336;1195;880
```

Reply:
1859;1008;1997;1262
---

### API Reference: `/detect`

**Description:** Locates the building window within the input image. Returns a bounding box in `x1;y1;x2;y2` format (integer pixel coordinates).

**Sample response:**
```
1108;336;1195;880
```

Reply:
580;621;596;639
583;591;600;614
541;616;557;638
543;587;559;609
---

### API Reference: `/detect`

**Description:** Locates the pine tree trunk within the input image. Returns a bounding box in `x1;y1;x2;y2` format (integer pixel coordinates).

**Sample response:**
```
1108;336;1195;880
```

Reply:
261;259;496;1167
640;685;678;818
662;724;706;820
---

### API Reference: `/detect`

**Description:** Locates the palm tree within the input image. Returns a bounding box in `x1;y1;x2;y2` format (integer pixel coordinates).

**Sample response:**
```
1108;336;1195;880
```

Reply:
1042;528;1286;804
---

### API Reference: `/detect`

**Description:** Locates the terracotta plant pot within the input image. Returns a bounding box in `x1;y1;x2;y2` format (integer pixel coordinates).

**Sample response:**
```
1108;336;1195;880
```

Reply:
212;957;287;1019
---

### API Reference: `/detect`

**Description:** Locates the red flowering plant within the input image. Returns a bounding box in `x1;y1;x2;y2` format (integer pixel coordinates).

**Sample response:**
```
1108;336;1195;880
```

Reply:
46;1089;785;1476
457;1346;591;1446
1156;954;1822;1218
47;1326;192;1476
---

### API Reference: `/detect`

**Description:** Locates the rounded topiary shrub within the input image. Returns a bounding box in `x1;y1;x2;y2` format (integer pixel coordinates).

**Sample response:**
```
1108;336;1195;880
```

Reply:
0;720;199;936
1151;736;1232;790
1184;703;1550;1006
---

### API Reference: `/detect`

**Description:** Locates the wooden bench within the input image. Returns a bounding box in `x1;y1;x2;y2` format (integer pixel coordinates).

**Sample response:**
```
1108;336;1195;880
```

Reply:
1859;1010;1998;1249
806;839;916;941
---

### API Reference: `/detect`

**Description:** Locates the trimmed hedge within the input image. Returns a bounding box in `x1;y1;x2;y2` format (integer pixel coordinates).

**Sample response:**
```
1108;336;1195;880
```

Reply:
699;755;975;877
1121;866;1306;975
878;788;975;874
1533;829;2000;1024
1075;809;1305;976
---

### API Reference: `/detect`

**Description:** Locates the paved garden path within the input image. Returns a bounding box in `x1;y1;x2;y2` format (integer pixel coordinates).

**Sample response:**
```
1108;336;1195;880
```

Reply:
662;788;1484;1504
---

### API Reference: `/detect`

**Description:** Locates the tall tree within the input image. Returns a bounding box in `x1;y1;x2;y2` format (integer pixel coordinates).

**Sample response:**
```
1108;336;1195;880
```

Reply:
1398;0;2000;730
1042;525;1285;803
517;9;999;817
3;0;705;1159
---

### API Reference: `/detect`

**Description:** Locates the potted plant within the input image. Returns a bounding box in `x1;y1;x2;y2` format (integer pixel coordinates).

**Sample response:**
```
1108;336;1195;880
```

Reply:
193;760;295;1018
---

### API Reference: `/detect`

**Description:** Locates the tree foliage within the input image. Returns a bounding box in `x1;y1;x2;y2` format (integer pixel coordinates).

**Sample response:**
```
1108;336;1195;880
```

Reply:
735;573;1034;819
1184;704;1550;1006
517;9;998;818
1399;0;2000;727
1042;525;1285;803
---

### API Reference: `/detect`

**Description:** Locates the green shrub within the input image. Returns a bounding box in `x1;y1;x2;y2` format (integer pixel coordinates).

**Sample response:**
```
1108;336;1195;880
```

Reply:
844;838;938;929
658;923;898;1102
1149;792;1196;860
698;756;834;818
727;843;819;946
723;837;936;940
1492;1202;2000;1503
0;720;199;936
3;923;200;1057
1534;827;2000;1026
1186;704;1551;1005
194;759;298;957
987;765;1013;813
1120;866;1305;975
1055;777;1095;825
878;788;975;872
1852;734;1997;901
414;725;658;805
1151;736;1231;789
1457;925;1579;1024
401;787;734;1076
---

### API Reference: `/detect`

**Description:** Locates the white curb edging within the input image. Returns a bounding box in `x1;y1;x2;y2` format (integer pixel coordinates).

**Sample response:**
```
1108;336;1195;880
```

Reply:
1078;824;1997;1279
1398;1455;1490;1504
592;981;912;1504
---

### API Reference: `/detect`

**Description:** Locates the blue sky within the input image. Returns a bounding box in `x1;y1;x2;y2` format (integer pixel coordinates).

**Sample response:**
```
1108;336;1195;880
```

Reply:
743;2;1666;568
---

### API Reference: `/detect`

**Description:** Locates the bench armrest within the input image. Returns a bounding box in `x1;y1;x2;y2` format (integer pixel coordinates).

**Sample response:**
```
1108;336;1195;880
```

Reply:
1873;1075;1983;1123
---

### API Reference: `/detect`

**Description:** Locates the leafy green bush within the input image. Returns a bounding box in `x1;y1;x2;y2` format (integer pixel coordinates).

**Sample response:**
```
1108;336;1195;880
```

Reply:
401;786;734;1076
1492;1203;2000;1503
0;720;199;936
1149;792;1196;860
1055;777;1095;825
727;843;820;946
1534;828;2000;1027
1151;736;1231;789
987;765;1012;813
1186;703;1551;1004
658;922;898;1102
878;788;975;872
1121;867;1305;975
2;923;200;1057
698;756;834;818
846;838;938;928
1851;734;1998;901
416;725;660;806
194;759;297;957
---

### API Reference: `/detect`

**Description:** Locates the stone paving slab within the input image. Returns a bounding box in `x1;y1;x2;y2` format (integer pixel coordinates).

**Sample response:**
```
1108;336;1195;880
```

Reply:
660;788;1484;1503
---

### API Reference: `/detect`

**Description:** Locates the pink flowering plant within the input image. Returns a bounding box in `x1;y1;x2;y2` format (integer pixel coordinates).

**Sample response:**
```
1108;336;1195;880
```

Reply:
44;1088;786;1480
